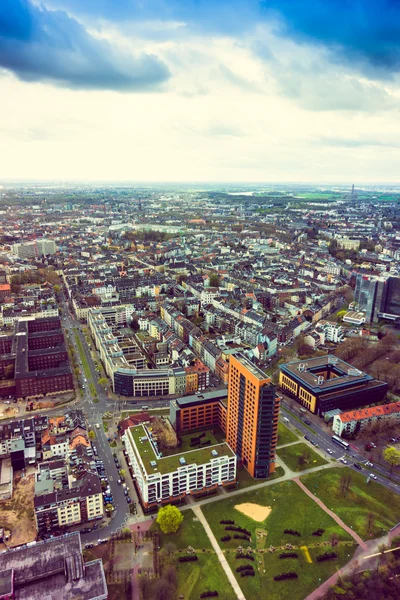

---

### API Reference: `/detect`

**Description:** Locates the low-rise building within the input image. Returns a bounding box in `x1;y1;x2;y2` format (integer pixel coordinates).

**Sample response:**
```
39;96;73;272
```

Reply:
332;402;400;436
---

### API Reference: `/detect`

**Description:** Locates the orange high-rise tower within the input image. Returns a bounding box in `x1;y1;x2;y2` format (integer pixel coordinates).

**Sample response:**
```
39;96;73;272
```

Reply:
227;354;280;478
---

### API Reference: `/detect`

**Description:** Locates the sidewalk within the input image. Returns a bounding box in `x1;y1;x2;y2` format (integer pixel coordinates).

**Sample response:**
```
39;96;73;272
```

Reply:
192;505;246;600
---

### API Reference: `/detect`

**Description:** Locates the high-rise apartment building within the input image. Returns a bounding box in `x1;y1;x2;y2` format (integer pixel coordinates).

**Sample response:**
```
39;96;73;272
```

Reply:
354;274;400;323
227;353;279;479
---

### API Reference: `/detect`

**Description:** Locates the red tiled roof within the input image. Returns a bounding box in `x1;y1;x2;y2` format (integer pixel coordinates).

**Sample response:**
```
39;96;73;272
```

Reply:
339;402;400;423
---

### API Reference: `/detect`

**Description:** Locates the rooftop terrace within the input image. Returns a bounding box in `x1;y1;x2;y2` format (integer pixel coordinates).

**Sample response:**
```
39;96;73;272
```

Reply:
128;424;234;475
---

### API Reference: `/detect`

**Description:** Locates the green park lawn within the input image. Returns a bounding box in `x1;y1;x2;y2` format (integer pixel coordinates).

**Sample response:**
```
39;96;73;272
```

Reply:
202;480;355;600
277;442;328;472
301;468;400;540
151;508;211;550
151;509;234;600
177;553;235;600
277;422;298;446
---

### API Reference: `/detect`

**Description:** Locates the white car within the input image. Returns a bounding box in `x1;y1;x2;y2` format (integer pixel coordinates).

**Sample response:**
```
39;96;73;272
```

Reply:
96;423;100;429
327;449;333;455
340;457;347;464
369;473;378;480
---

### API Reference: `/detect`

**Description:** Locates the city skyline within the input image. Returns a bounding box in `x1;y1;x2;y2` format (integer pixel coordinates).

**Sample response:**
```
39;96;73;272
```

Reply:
1;0;400;183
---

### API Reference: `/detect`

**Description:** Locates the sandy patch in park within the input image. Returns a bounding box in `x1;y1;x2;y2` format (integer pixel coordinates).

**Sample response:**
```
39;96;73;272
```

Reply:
234;503;272;522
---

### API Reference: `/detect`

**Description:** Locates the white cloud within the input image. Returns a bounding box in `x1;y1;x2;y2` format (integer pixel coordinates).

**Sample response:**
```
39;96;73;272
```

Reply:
1;17;400;182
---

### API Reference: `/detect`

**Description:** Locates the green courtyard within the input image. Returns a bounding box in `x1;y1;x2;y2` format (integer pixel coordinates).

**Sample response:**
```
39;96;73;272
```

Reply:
301;468;400;540
277;442;328;472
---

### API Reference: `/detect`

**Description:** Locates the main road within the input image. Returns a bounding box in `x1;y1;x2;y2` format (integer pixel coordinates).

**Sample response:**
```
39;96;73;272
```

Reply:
59;292;135;541
279;399;400;494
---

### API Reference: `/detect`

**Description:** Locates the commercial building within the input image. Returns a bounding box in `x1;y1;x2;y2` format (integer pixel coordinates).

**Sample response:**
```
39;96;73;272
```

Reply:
123;423;236;508
279;355;388;416
12;238;57;259
226;353;280;479
0;532;107;600
354;274;400;323
332;402;400;437
170;390;227;434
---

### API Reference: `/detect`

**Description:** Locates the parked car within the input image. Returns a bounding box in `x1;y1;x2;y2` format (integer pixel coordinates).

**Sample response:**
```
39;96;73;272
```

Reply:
340;457;347;464
327;449;333;455
81;527;92;533
117;479;122;485
126;496;131;504
369;473;378;480
124;489;128;496
353;463;362;470
96;423;100;429
365;461;374;468
304;435;310;441
85;543;94;549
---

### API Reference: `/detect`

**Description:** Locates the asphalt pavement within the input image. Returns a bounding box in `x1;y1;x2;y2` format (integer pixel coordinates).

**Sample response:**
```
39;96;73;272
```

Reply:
280;400;400;495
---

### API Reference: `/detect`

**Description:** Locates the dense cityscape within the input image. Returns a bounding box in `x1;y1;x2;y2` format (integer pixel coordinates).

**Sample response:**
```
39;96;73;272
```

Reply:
2;0;400;598
0;183;398;599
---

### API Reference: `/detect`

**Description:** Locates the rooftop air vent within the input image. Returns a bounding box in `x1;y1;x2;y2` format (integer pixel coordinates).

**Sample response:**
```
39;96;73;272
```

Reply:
150;460;157;467
179;457;186;465
211;450;218;457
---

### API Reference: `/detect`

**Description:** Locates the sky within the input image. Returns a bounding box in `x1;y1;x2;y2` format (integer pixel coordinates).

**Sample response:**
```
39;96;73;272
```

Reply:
1;0;400;183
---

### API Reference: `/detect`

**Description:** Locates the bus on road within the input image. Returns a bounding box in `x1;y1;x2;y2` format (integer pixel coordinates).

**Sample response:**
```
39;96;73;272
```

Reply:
331;435;349;450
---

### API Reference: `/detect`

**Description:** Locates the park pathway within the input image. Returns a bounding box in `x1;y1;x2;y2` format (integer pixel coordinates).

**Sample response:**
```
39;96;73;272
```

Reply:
294;478;368;550
305;522;400;600
192;505;246;600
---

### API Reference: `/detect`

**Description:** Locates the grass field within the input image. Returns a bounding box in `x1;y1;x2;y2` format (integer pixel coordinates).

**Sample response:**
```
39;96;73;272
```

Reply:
177;553;235;600
151;508;211;549
152;509;234;599
201;480;354;600
74;332;97;397
230;465;285;491
301;468;400;540
277;422;298;446
277;442;328;472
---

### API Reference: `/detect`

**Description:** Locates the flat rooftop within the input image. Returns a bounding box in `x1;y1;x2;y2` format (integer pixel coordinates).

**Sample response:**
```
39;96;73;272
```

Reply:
173;389;228;408
0;533;107;600
128;424;234;475
233;353;269;381
15;560;106;600
280;355;374;394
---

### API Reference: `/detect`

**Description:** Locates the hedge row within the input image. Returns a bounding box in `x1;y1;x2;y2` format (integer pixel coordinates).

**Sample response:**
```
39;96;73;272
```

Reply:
200;592;218;598
225;526;251;536
236;554;255;561
274;572;298;581
220;536;231;542
234;534;250;541
316;552;337;562
279;552;298;559
178;555;198;563
283;529;301;537
220;520;234;525
312;529;325;537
